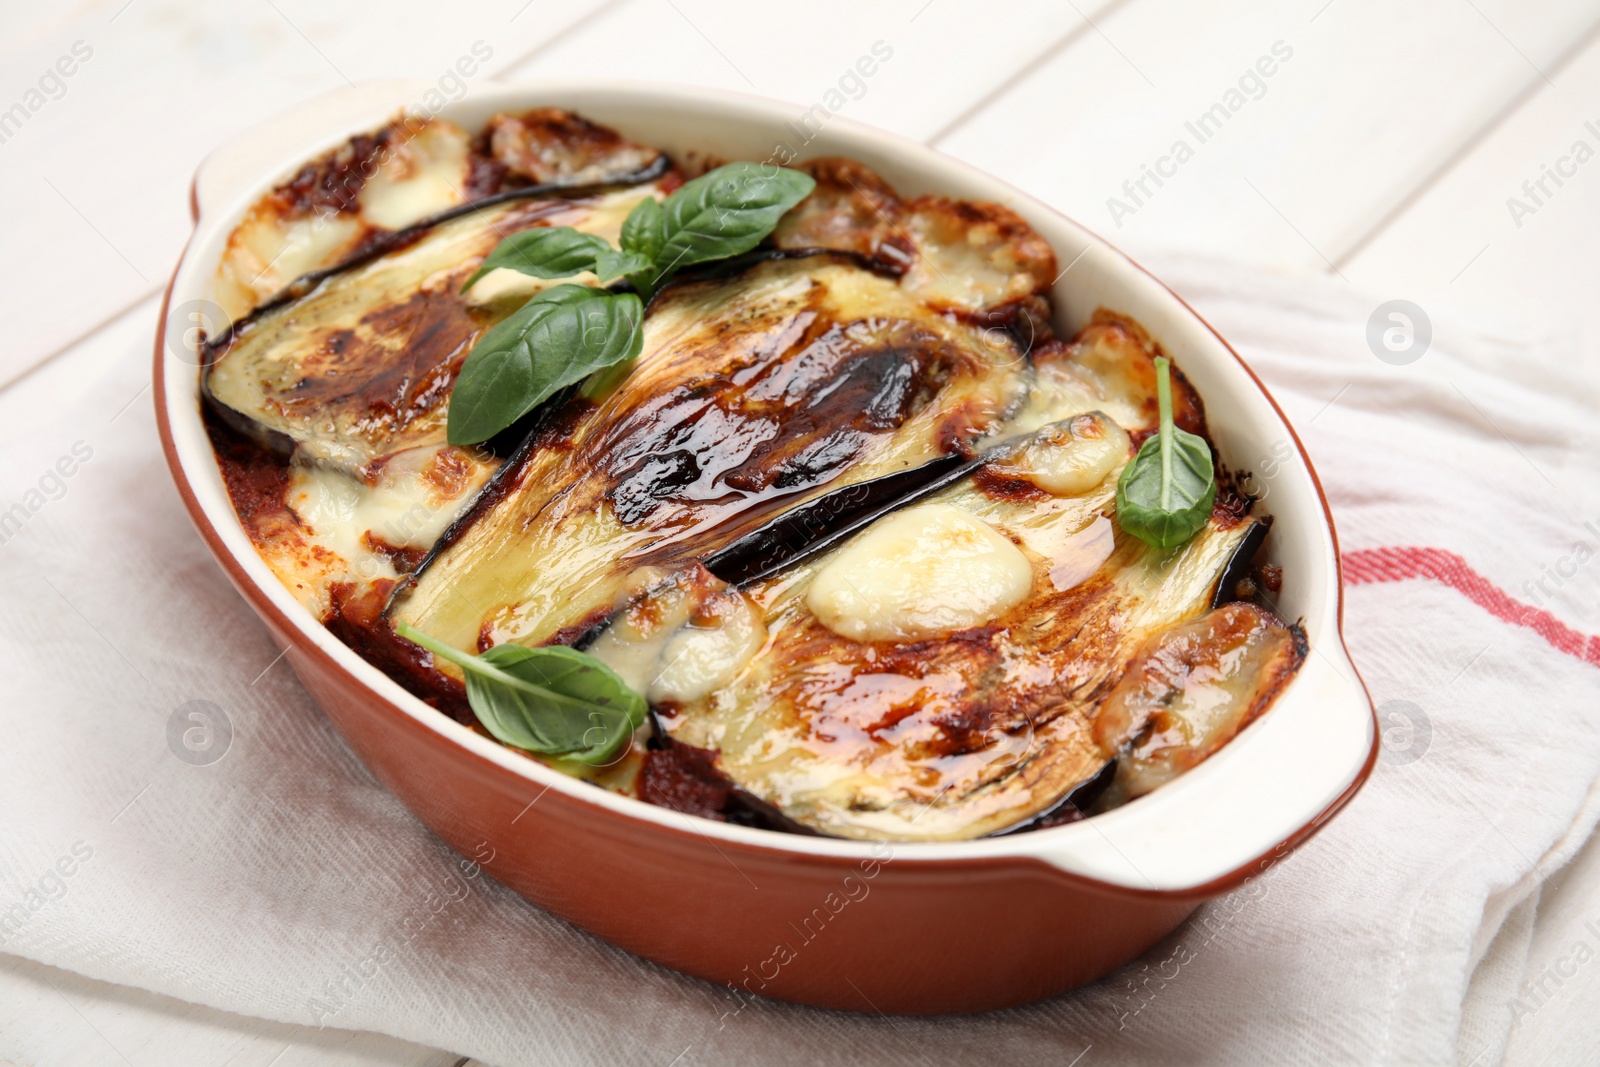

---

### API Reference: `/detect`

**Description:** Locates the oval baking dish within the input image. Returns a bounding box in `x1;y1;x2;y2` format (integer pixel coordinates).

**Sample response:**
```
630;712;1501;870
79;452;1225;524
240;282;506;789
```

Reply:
156;80;1377;1014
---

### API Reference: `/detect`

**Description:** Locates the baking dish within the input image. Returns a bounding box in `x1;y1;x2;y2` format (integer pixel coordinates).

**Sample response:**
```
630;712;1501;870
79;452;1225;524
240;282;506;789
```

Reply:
155;79;1377;1014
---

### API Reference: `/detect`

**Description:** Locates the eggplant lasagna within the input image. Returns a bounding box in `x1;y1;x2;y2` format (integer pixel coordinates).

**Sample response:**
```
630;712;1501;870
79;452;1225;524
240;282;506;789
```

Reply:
201;108;1303;842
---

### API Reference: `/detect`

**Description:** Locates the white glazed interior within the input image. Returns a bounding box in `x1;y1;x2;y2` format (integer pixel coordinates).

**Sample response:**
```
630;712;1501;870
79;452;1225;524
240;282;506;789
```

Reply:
164;80;1375;892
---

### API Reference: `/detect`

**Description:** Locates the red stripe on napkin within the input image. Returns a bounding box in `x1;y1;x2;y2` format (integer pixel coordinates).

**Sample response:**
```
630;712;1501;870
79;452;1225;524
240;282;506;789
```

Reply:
1343;546;1600;666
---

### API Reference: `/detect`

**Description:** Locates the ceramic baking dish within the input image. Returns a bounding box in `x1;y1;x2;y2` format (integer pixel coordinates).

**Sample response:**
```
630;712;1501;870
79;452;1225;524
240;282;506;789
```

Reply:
155;79;1377;1014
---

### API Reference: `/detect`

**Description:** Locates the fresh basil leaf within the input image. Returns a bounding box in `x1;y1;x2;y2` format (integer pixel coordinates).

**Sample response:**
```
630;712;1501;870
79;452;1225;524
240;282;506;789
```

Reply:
593;248;653;283
619;196;664;262
461;227;612;291
394;621;647;765
1114;356;1216;549
649;162;815;290
447;285;644;445
471;644;645;763
619;198;667;296
443;165;813;440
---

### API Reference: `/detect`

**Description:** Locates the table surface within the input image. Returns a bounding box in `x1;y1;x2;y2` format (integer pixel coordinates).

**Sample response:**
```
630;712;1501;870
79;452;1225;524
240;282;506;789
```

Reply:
2;0;1596;1063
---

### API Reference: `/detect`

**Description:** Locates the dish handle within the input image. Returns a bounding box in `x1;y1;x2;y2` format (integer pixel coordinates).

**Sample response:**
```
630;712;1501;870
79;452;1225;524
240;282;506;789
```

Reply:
1022;642;1377;896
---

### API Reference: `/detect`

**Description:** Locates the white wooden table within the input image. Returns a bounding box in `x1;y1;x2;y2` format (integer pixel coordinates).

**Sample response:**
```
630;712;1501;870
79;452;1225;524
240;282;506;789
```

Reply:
3;0;1597;1062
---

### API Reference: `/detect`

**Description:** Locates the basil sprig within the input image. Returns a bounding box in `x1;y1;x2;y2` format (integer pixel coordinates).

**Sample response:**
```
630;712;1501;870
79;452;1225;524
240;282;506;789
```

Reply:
394;621;647;765
448;162;815;445
1114;356;1216;548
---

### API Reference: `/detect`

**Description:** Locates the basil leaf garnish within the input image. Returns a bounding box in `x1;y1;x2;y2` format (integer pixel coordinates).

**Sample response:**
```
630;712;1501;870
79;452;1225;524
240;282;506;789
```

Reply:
447;163;817;443
1114;356;1216;549
394;621;647;765
619;196;664;262
593;248;653;283
460;227;613;291
447;285;643;445
642;162;815;296
618;197;667;294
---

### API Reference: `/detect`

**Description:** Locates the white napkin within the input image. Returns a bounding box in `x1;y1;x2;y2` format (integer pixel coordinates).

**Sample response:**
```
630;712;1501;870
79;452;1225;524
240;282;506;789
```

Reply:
0;255;1595;1067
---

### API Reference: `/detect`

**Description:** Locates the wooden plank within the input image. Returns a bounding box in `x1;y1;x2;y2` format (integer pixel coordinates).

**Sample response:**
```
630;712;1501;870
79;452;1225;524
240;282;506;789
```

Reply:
1343;26;1600;371
0;296;158;453
0;0;1127;390
496;0;1121;143
931;0;1600;271
0;0;615;389
0;952;462;1067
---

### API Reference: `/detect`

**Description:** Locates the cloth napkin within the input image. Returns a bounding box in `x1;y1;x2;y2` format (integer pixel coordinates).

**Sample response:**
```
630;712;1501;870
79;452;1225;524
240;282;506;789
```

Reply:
1;253;1596;1067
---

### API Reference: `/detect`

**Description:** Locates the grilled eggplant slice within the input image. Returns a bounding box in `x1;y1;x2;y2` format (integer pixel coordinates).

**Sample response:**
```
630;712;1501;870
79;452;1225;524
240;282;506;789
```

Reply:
204;184;663;475
591;421;1263;842
387;253;1033;658
1091;601;1305;807
205;171;669;619
700;316;1201;587
772;157;1057;317
484;108;665;187
583;314;1275;841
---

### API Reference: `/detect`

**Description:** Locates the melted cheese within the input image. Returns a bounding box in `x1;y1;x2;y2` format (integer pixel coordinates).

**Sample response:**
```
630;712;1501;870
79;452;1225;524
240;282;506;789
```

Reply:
587;573;768;704
462;266;595;308
990;412;1130;496
267;444;496;616
291;446;478;546
213;119;478;322
805;503;1033;642
213;210;366;322
357;120;472;230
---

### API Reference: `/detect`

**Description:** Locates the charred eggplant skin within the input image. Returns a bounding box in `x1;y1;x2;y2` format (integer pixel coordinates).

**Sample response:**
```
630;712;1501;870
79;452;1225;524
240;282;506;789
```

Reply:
702;450;977;586
989;759;1118;835
1211;517;1269;609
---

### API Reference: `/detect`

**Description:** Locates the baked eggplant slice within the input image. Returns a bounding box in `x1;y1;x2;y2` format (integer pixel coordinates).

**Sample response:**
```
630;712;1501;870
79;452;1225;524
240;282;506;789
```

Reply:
204;174;669;619
582;312;1283;841
203;184;663;475
772;157;1057;318
588;412;1265;842
483;108;665;187
701;315;1201;586
387;253;1033;657
1090;601;1305;808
